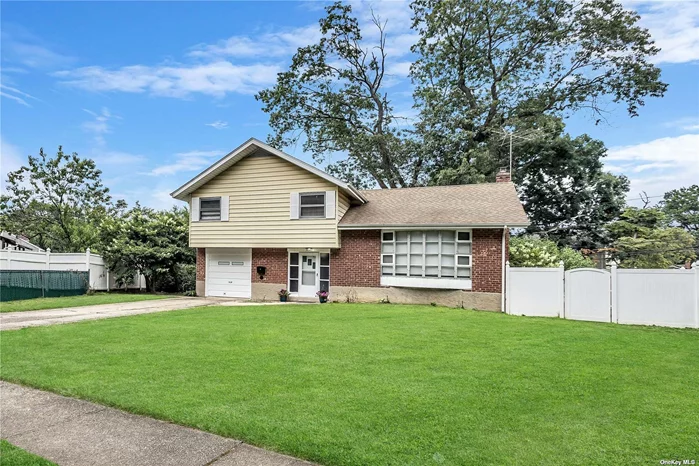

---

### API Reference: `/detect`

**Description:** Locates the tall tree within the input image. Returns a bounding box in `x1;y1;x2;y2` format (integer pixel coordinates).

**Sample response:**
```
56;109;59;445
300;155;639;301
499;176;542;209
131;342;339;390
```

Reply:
99;205;192;292
431;118;629;248
0;146;122;252
256;2;418;189
608;207;696;268
661;185;699;239
411;0;667;180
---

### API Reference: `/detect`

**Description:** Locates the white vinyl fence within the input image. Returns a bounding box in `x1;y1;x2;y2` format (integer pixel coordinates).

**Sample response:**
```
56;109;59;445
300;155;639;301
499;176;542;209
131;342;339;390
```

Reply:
506;262;699;329
0;248;145;291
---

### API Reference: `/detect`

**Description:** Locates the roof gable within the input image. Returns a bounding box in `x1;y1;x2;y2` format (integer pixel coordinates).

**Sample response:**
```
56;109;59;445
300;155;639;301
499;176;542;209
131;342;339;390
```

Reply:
171;138;366;203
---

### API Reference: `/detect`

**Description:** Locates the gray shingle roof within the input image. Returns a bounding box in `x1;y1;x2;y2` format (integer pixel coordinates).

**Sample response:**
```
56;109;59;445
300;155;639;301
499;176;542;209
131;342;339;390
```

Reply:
338;182;529;228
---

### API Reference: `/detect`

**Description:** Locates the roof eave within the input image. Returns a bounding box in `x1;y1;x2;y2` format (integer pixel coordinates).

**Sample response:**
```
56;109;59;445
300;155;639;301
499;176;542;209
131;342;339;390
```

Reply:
338;222;530;230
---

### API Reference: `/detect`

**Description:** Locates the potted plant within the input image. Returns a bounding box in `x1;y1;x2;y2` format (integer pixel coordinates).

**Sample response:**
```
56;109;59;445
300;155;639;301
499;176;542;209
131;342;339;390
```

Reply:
316;290;329;303
278;289;290;302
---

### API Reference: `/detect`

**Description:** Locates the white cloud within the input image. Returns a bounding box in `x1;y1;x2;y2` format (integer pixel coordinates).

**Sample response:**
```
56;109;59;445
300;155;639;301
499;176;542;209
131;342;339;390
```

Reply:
386;61;413;77
623;1;699;64
94;151;146;166
664;117;699;132
0;138;25;194
0;84;39;107
205;120;229;130
606;133;699;198
188;25;322;59
149;150;223;176
1;25;75;69
0;91;30;107
55;62;280;98
82;108;119;146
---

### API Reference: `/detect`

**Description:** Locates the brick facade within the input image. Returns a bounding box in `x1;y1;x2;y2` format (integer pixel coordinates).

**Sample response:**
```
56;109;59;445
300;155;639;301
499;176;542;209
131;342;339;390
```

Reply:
330;230;381;287
252;248;288;284
472;229;507;293
196;248;206;280
198;228;509;297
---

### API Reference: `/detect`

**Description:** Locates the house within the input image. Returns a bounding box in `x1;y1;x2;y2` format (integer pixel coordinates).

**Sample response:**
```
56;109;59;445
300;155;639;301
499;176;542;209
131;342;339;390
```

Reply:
1;231;44;252
171;138;529;311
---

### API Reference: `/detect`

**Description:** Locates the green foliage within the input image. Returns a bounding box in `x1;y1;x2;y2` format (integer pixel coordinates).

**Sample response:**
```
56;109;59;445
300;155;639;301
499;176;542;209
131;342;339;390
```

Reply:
99;205;193;292
608;207;697;269
509;236;594;269
662;185;699;240
0;147;123;252
411;0;666;145
256;2;419;189
514;121;629;248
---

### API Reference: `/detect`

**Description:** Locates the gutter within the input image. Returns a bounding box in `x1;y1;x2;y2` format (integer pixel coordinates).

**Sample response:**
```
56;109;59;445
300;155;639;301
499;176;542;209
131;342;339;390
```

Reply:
338;223;530;230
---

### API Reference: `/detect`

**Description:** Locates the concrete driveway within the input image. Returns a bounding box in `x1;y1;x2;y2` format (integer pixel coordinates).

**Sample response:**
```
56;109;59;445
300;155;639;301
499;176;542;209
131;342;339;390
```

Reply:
0;297;224;331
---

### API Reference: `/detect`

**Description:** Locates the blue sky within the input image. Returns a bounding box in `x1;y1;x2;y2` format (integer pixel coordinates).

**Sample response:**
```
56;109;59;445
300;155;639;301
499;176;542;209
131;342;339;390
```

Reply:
1;0;698;209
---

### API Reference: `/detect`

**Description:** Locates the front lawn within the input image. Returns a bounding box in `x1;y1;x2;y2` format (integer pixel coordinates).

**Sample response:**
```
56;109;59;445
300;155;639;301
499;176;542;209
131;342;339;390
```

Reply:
1;304;696;465
0;440;57;466
0;293;172;313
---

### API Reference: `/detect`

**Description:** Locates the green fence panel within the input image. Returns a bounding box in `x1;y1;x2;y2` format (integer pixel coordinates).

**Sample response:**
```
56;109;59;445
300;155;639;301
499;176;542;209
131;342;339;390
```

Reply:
0;270;89;302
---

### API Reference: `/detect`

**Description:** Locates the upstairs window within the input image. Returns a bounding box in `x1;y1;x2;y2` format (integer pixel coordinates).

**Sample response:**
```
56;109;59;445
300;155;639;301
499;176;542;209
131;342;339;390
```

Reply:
199;198;221;221
300;193;326;218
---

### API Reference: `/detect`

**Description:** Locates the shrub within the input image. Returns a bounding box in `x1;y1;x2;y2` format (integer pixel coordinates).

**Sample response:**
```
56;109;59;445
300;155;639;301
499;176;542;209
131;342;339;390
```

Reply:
510;236;594;270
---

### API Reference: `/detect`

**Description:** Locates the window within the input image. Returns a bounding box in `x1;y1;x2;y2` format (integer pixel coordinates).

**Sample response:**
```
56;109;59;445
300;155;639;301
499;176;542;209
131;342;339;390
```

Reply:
289;253;299;292
319;253;330;292
381;230;472;279
300;193;325;218
200;198;221;221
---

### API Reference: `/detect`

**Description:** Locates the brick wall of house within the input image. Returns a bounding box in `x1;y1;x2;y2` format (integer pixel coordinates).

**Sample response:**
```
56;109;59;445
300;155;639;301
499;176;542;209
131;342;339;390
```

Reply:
196;248;206;280
472;229;507;293
330;230;381;287
252;248;288;283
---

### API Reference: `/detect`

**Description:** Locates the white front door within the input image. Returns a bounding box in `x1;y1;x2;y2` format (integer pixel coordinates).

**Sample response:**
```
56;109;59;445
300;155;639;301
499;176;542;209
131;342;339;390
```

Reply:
298;253;319;297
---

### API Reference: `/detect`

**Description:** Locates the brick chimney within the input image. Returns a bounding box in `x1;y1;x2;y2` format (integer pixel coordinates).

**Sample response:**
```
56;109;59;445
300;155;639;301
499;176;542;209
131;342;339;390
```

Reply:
495;168;511;183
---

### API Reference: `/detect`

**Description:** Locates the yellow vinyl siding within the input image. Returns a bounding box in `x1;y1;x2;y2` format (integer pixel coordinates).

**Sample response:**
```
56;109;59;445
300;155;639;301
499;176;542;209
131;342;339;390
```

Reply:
337;191;350;220
190;154;340;248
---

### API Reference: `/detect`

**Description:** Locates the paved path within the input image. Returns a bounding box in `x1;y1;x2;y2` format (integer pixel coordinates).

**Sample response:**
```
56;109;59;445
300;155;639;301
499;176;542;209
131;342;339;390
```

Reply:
0;297;224;331
0;381;316;466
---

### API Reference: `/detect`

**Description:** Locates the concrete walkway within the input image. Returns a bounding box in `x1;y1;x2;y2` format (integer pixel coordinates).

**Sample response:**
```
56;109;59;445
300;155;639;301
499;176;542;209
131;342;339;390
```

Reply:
0;297;224;331
1;381;316;466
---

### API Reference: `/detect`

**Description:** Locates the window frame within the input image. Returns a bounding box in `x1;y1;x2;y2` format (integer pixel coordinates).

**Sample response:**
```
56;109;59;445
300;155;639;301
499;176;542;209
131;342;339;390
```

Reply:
380;229;472;282
199;197;222;221
299;192;326;219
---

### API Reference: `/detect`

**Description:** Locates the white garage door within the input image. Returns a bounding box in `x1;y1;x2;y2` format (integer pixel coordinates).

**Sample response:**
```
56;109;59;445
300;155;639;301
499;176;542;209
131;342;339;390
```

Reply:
206;248;251;298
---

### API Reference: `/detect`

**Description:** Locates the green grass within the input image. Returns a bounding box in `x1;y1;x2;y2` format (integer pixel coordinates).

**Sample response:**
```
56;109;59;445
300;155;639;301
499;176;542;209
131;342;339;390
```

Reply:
0;440;57;466
0;293;173;313
1;304;697;465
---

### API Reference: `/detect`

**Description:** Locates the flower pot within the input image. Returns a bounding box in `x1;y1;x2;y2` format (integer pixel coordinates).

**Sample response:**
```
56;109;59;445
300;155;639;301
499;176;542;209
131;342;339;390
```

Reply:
280;296;288;302
319;296;327;303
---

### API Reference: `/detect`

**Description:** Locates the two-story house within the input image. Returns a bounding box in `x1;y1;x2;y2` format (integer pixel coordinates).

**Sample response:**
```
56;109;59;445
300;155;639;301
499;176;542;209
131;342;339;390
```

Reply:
171;138;529;311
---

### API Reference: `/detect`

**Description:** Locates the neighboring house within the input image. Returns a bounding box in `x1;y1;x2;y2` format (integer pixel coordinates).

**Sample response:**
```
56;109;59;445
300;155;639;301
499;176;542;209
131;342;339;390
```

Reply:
0;231;44;252
171;138;529;311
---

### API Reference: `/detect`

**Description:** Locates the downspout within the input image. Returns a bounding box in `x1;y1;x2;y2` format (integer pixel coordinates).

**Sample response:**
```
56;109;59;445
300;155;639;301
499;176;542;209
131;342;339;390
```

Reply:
501;226;507;313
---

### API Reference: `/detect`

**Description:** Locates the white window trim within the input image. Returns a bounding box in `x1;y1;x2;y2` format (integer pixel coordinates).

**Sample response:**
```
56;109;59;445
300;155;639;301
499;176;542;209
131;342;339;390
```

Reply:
199;197;222;222
299;192;326;219
288;251;300;296
381;231;395;275
287;250;330;296
381;275;472;290
380;229;473;288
